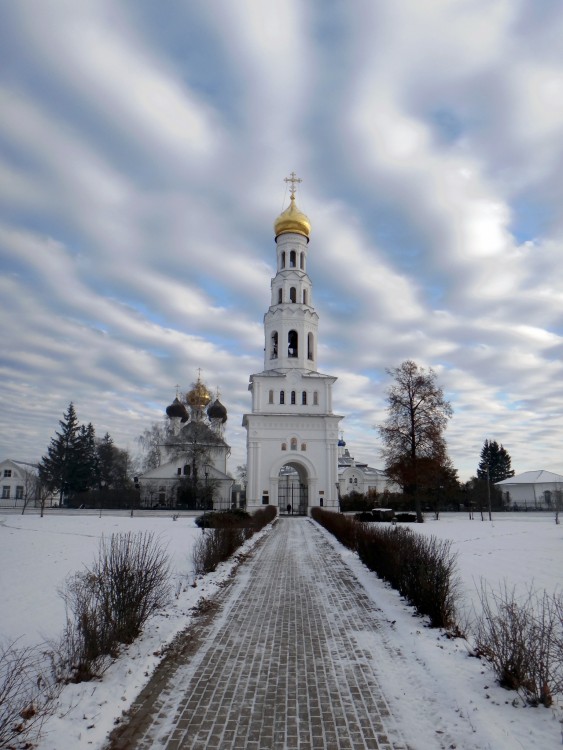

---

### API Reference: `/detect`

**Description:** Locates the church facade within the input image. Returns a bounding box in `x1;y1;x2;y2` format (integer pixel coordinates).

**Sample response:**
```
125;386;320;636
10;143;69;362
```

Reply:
243;176;343;514
139;378;233;509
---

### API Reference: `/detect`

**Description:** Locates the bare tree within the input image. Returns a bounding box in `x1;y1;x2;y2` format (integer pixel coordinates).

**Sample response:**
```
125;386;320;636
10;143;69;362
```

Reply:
136;421;167;472
379;360;453;522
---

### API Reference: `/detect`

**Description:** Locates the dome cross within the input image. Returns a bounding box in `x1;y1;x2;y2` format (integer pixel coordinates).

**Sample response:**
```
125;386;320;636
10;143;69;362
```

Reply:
284;171;302;199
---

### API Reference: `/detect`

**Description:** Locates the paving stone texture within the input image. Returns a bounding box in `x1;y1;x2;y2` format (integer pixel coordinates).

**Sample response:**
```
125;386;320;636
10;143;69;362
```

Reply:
120;518;409;749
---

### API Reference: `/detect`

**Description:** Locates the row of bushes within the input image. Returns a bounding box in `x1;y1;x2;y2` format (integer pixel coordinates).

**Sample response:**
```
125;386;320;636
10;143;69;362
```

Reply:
192;505;277;574
311;508;459;629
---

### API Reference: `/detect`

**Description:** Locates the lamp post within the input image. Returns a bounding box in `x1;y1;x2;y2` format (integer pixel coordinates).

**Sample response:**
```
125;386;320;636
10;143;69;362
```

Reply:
486;466;492;522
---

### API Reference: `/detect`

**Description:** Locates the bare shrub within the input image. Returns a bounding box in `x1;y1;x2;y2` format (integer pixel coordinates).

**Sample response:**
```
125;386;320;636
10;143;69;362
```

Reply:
0;641;60;748
310;508;358;550
192;506;276;575
474;583;563;706
56;572;115;682
252;505;277;530
57;532;170;682
92;532;171;645
313;509;459;629
192;527;246;575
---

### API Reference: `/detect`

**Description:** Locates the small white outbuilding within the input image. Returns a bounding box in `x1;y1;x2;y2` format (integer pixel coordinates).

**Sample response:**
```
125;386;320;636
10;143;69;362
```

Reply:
495;470;563;510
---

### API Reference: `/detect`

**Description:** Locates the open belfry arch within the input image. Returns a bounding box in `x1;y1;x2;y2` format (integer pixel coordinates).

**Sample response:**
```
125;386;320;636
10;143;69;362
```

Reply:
243;174;343;515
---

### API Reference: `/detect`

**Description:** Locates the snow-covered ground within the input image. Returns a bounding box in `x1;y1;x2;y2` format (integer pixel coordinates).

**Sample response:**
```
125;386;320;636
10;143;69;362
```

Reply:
1;510;562;749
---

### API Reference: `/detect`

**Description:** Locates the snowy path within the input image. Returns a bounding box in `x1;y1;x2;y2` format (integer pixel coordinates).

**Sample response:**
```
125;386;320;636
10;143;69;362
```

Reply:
107;517;489;750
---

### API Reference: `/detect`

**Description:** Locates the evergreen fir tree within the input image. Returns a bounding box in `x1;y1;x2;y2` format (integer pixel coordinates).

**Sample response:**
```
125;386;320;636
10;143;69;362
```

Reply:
477;439;515;484
39;402;82;504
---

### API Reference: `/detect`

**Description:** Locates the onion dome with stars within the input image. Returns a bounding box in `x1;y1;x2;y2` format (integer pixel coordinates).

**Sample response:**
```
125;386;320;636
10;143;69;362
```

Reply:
166;397;189;422
207;398;228;424
274;172;310;240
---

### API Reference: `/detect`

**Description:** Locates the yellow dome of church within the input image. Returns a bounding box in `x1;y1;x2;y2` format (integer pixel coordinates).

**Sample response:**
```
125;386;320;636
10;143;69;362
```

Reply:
274;195;311;240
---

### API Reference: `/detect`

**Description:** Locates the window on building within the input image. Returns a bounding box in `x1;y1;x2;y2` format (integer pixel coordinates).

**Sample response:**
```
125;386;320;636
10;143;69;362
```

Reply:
288;330;298;357
301;443;306;451
281;443;287;451
281;251;286;268
302;391;307;405
290;287;296;303
291;438;298;450
177;467;181;475
280;390;285;404
290;250;296;267
16;486;23;499
262;495;270;505
1;486;9;499
349;478;353;484
354;478;358;484
271;331;278;359
268;390;274;404
300;252;304;270
3;470;11;478
313;391;318;405
303;289;308;305
183;465;191;476
278;288;282;304
291;391;296;404
307;332;314;360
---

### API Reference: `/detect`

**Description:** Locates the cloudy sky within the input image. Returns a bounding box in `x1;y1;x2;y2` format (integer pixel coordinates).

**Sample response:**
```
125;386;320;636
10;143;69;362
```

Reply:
2;0;563;481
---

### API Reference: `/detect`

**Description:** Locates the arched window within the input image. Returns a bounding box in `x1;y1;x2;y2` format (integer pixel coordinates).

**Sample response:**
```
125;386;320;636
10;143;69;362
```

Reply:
307;332;314;360
301;443;306;451
290;437;298;450
288;330;298;357
290;250;296;267
280;390;285;405
278;288;282;304
290;287;296;303
302;391;307;405
281;442;287;451
268;390;274;404
291;390;296;404
271;331;278;359
183;465;191;476
300;252;304;270
302;289;308;305
281;251;286;269
313;391;318;405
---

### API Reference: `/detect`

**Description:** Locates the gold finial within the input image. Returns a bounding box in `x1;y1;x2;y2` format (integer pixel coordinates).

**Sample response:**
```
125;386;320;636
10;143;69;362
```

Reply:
284;171;302;200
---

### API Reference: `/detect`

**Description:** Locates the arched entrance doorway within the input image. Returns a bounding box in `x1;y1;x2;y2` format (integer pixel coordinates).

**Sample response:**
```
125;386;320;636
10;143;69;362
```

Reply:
278;463;308;515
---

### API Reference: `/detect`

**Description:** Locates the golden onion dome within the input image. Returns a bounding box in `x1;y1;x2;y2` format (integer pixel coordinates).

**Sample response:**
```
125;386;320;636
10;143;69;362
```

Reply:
186;379;211;408
274;195;311;240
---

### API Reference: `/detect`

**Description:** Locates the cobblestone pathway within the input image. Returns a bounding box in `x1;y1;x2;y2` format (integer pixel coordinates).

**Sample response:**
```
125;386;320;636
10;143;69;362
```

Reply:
114;519;409;750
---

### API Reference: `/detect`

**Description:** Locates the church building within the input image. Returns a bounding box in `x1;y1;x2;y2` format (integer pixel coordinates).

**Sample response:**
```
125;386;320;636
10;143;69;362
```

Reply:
243;175;343;514
139;376;233;509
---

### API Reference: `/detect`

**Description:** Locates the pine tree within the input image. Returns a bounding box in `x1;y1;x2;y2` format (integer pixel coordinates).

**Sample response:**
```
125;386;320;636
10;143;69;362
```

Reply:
97;432;115;490
77;422;98;492
477;439;515;484
39;403;82;504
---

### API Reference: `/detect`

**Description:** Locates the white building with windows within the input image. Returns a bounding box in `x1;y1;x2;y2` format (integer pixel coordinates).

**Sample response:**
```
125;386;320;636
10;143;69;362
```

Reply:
495;470;563;509
0;458;40;508
337;440;399;499
243;176;343;514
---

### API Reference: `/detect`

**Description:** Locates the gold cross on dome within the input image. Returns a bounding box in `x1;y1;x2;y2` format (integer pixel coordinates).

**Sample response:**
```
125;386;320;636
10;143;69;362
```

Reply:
284;171;302;199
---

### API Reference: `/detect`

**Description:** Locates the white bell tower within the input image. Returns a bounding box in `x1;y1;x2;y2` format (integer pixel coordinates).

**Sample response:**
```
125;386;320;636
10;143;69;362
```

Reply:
243;174;343;515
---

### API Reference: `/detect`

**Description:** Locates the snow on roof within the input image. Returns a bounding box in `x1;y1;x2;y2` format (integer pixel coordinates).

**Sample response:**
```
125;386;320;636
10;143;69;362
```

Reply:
496;469;563;485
